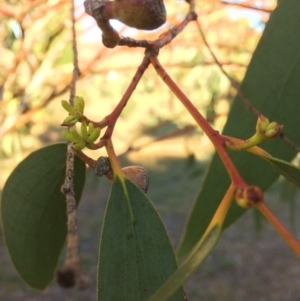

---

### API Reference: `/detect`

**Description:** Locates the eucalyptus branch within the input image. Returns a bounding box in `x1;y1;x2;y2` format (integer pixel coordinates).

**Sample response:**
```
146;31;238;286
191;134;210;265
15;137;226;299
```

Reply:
56;0;88;290
258;203;300;257
94;55;151;147
149;55;246;188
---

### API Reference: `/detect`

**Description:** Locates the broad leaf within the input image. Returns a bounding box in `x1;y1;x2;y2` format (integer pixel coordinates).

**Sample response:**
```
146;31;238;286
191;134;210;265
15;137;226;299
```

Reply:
178;0;300;257
147;225;220;301
98;176;185;301
1;143;86;289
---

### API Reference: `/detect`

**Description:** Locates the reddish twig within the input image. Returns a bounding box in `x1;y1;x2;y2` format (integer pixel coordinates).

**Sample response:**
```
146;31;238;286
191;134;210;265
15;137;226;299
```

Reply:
118;11;197;49
149;55;246;188
94;55;151;147
258;203;300;257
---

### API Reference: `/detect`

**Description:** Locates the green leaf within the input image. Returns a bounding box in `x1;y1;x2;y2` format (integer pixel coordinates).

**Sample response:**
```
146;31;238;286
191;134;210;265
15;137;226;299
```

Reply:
262;156;300;189
98;176;185;301
1;143;86;290
178;0;300;257
147;225;221;301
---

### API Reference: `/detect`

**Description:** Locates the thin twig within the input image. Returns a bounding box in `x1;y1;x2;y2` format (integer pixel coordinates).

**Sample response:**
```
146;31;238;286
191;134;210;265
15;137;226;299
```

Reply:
118;11;197;49
150;55;246;188
56;0;88;290
196;19;300;153
95;55;151;147
195;19;261;116
258;203;300;257
279;133;300;153
220;0;274;13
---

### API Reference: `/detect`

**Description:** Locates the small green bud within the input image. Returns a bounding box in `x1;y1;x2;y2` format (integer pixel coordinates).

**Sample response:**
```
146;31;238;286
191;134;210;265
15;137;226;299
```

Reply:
81;123;88;139
86;127;101;143
87;123;95;135
61;100;75;114
74;111;83;120
74;96;85;113
264;122;283;139
62;115;78;125
62;130;79;143
256;115;269;132
69;127;84;142
73;141;86;151
256;115;283;139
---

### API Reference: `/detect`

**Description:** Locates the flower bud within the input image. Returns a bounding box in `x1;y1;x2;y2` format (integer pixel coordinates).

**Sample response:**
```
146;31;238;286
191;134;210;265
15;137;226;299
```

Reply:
256;115;283;139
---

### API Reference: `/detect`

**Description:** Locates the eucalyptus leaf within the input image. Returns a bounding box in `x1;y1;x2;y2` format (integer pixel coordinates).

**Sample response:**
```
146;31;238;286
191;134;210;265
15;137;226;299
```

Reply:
1;143;86;290
147;225;220;301
178;0;300;257
98;176;185;301
262;156;300;189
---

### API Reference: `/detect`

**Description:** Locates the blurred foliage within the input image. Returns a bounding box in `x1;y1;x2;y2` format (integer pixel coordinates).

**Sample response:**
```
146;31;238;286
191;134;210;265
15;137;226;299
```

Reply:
0;0;276;187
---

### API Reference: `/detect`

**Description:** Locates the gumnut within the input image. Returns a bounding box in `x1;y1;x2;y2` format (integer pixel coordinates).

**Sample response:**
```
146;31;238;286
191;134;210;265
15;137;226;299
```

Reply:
235;186;263;209
84;0;166;30
122;165;149;193
93;157;149;192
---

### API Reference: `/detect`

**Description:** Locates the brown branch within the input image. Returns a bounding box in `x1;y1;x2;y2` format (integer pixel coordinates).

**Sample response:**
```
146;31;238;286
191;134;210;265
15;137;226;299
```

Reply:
95;55;151;147
118;11;197;49
56;0;88;290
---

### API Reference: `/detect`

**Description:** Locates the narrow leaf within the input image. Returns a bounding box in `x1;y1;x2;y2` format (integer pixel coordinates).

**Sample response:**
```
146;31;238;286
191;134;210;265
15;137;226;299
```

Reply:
98;176;185;301
147;225;220;301
262;156;300;189
1;143;86;289
178;0;300;257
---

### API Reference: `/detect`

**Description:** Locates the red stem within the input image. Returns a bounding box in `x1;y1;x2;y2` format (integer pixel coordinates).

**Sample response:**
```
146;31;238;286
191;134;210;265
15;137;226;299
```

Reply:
95;56;151;148
258;203;300;257
150;56;245;187
105;138;122;174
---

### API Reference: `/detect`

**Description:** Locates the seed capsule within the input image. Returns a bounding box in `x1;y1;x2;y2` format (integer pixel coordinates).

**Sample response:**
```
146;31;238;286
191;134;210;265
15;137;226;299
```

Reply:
122;166;149;193
235;186;263;209
84;0;166;31
93;156;149;192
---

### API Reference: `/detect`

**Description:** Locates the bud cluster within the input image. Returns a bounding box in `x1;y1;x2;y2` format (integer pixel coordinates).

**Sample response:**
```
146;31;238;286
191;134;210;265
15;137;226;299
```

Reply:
61;96;101;150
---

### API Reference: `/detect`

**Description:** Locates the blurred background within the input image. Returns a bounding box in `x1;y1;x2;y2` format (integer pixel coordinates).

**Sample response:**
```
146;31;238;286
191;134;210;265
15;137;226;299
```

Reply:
2;0;300;300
